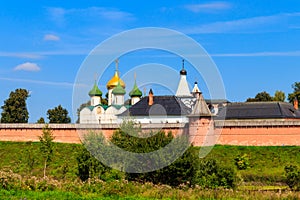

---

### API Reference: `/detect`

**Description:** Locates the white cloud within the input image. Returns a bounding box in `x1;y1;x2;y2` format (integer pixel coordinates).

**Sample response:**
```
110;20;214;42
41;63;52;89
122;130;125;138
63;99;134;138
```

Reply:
80;7;135;20
47;7;135;24
44;34;60;41
184;2;231;13
181;12;299;34
14;62;41;72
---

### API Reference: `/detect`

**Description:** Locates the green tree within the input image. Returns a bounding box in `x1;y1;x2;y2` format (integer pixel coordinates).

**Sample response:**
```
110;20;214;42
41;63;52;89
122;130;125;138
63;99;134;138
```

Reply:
246;91;273;102
37;117;45;124
110;120;198;187
47;105;71;123
273;90;286;102
39;124;55;178
1;88;30;123
288;82;300;104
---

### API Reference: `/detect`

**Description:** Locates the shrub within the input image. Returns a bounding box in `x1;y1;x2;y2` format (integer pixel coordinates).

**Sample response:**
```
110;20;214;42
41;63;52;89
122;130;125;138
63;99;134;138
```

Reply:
196;159;237;189
234;154;250;170
284;165;300;191
77;145;113;182
0;170;22;190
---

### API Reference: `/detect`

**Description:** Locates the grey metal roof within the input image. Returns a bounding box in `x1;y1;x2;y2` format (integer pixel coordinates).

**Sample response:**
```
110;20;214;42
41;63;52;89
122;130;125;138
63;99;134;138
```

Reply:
205;99;231;104
216;102;300;119
118;96;191;116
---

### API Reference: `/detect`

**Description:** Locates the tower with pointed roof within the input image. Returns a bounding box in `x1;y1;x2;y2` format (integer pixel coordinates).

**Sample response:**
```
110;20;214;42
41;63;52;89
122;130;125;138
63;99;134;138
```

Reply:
191;81;201;97
107;59;125;106
188;89;213;146
176;59;192;97
89;81;102;106
129;74;142;105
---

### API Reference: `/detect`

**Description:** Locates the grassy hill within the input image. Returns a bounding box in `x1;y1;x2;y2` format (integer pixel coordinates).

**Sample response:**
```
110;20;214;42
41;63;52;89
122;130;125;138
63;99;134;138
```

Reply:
203;145;300;184
1;142;300;183
0;142;300;199
0;141;81;180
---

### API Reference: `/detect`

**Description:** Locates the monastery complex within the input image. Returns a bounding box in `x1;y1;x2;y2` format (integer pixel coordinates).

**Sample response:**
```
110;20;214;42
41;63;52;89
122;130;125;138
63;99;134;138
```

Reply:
1;60;300;146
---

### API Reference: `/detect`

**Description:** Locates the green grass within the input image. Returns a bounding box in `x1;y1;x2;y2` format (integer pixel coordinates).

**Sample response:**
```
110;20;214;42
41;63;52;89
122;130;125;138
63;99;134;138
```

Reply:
0;141;81;180
1;142;300;184
0;188;299;200
202;145;300;184
1;142;300;199
0;189;158;200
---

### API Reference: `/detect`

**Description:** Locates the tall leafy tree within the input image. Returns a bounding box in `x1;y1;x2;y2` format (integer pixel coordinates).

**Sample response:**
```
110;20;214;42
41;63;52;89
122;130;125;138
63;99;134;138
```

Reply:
273;90;286;102
47;105;71;123
37;117;45;124
288;82;300;104
1;88;30;123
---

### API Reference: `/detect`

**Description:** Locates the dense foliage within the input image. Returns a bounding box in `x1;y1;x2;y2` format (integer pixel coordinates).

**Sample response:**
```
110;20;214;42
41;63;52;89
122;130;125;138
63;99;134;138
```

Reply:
196;159;236;189
288;82;300;104
0;88;30;123
1;170;299;200
234;154;250;170
273;90;286;102
246;90;286;102
47;105;71;123
37;117;45;123
80;120;237;188
246;91;274;102
285;165;300;191
76;145;122;182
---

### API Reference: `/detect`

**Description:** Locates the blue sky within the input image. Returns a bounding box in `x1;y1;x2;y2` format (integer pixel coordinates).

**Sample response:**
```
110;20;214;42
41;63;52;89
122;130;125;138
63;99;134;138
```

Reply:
1;1;300;122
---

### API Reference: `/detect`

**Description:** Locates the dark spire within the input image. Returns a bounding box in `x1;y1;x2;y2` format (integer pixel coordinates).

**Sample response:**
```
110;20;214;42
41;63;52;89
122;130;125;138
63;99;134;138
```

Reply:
180;59;187;75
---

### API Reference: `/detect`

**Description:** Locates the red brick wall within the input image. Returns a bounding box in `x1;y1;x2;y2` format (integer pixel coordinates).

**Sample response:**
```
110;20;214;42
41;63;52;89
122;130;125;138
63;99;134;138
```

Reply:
0;121;300;146
0;127;81;143
217;126;300;146
0;124;187;144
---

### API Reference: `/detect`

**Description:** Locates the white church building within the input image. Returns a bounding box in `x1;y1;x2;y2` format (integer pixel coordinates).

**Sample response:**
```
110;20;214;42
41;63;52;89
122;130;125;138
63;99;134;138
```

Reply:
79;60;214;124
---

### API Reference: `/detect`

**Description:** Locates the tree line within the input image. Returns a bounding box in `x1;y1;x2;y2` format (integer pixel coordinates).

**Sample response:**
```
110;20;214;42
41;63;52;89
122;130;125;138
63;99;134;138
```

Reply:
246;82;300;103
0;88;71;123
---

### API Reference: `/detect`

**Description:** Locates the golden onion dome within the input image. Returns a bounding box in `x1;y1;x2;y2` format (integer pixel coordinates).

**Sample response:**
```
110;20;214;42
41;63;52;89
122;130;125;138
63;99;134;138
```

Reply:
106;71;125;89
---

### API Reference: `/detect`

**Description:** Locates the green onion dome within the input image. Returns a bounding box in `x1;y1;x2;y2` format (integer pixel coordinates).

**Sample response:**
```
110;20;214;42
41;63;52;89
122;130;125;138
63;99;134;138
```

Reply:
89;82;102;97
129;82;142;97
112;81;126;95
